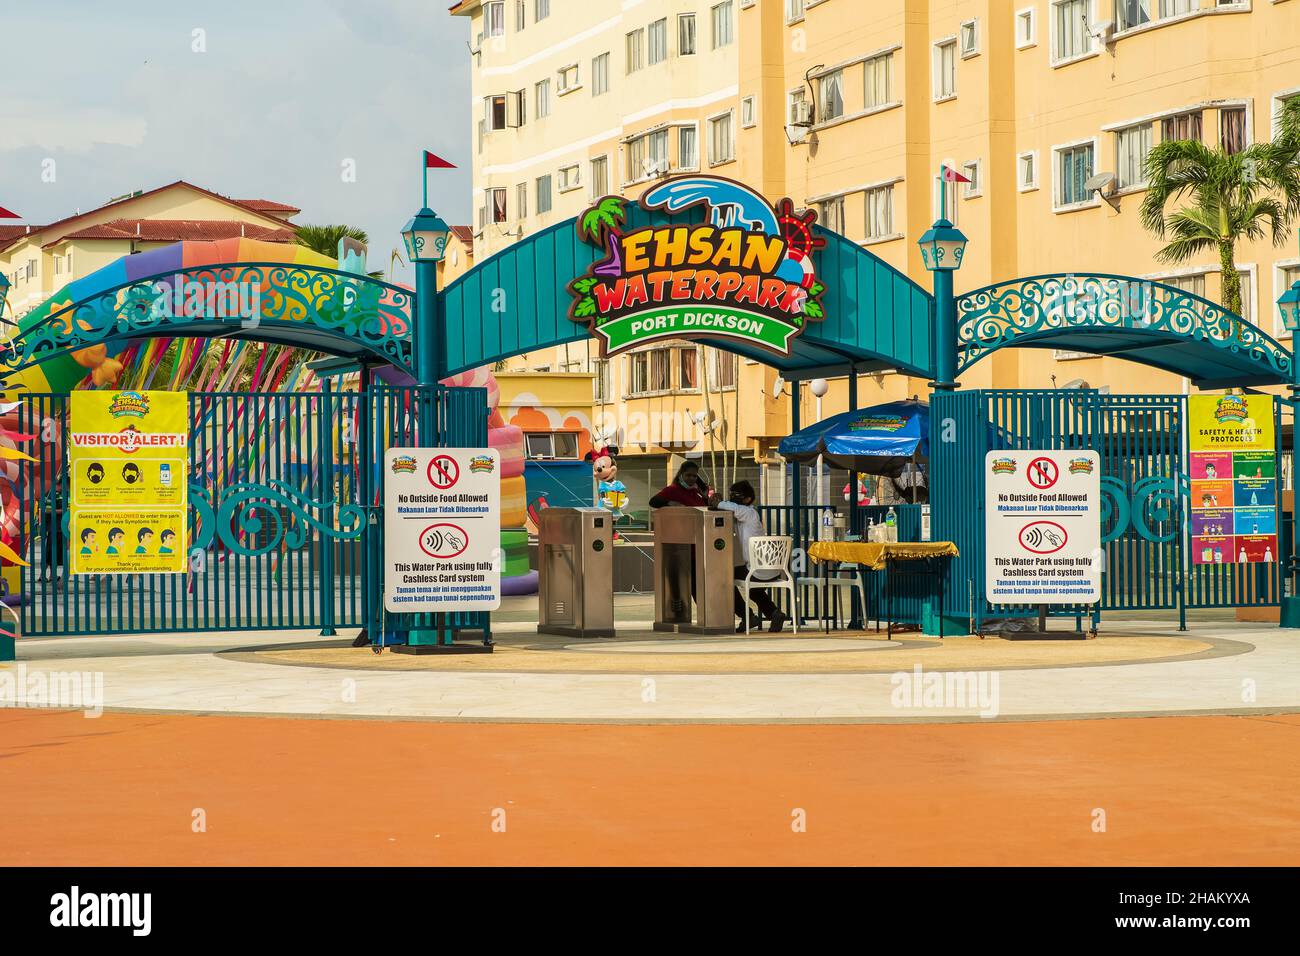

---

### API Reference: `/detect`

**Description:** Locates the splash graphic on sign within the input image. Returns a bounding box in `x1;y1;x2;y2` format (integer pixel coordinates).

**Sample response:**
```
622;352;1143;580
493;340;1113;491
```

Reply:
568;175;826;356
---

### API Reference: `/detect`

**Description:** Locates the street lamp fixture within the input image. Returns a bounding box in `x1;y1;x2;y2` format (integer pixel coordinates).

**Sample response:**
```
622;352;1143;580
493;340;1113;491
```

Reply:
1279;276;1300;335
401;207;452;263
917;218;968;272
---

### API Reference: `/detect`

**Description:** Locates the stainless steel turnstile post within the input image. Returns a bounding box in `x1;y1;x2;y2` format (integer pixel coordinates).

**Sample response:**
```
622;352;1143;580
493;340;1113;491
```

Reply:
652;507;735;635
538;507;615;638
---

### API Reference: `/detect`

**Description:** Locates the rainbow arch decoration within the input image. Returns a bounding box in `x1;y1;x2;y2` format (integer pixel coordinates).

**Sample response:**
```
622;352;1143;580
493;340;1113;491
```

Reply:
1;237;414;395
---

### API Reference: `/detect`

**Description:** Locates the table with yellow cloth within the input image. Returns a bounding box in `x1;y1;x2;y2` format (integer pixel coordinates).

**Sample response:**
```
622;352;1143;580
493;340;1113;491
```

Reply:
805;541;960;636
806;541;959;570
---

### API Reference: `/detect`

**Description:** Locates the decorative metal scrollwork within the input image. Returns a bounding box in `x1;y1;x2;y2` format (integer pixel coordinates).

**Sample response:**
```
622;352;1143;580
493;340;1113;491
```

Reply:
956;273;1292;381
1101;475;1182;544
188;480;365;558
3;263;414;375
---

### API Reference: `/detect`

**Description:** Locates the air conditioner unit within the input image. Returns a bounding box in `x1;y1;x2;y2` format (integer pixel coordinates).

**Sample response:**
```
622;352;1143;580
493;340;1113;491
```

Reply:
1090;19;1115;46
789;100;813;126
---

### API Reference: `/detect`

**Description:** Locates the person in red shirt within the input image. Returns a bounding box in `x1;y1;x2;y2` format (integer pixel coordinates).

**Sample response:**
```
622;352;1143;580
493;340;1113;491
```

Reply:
648;461;711;509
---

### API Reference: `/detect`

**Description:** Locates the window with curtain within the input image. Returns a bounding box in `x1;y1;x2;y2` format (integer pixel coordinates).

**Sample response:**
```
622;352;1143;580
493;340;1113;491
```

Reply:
1161;111;1202;143
592;53;609;95
535;0;550;20
1220;107;1248;154
864;53;892;108
786;0;806;21
535;79;551;118
1116;124;1153;189
933;40;956;98
678;125;698;170
516;182;527;219
678;348;698;390
650;349;671;391
590;156;609;196
679;14;697;55
1052;0;1090;60
536;174;553;214
490;188;508;223
485;1;505;37
649;19;668;65
710;351;737;389
1056;142;1095;206
709;112;734;164
818;70;844;122
626;29;644;73
819;197;845;235
711;1;734;49
865;185;894;239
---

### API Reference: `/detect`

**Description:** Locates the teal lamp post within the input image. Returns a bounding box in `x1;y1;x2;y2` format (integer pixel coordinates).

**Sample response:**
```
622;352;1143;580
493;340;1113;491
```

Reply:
917;218;968;391
401;207;451;387
1278;262;1300;628
0;270;10;322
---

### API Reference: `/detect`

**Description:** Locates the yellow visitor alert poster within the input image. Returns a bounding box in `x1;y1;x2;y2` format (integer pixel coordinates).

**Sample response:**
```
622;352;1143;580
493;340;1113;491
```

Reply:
69;390;188;575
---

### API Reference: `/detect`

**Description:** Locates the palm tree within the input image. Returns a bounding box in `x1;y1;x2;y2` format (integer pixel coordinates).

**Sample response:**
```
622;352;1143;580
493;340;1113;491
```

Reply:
1140;99;1300;317
294;224;386;279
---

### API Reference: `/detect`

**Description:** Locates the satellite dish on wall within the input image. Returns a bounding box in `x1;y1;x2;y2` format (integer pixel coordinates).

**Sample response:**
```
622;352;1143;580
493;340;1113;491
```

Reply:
1085;171;1122;212
771;377;786;399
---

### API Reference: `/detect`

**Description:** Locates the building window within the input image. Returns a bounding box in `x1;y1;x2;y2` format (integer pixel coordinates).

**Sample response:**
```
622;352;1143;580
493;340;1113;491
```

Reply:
516;182;528;219
486;93;524;131
865;185;894;240
960;19;979;57
818;69;845;123
484;1;505;37
935;174;959;223
535;78;551;118
711;1;734;49
626;28;645;73
590;155;609;197
558;164;581;192
708;112;735;165
515;0;526;32
962;161;982;198
1018;151;1038;191
629;349;673;394
534;0;550;21
592;53;610;96
679;347;699;390
1052;0;1090;62
557;64;579;93
864;52;893;108
627;128;669;180
525;432;579;460
678;125;699;170
1056;142;1096;207
1161;110;1202;143
1220;106;1248;155
1278;264;1300;335
741;96;756;128
679;14;697;55
786;0;806;22
536;174;553;214
1116;124;1153;189
53;255;63;276
649;18;668;65
490;187;508;223
1117;0;1197;32
25;259;36;280
594;360;611;402
1016;7;1037;47
933;39;956;100
819;197;846;235
788;88;810;125
709;351;737;389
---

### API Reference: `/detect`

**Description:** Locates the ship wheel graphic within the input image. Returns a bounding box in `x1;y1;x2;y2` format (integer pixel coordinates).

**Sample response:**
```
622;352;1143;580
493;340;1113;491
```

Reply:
775;198;826;290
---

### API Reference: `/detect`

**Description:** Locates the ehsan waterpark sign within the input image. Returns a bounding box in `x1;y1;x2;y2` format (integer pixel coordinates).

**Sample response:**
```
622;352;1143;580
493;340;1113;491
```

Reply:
568;176;827;357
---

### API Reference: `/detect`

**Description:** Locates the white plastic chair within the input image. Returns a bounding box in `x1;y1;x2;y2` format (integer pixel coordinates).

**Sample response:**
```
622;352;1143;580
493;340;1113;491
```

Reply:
743;536;797;635
797;562;868;630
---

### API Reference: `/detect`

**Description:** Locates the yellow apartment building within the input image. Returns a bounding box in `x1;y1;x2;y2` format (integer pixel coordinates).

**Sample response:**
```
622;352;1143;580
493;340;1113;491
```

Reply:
449;0;1300;505
0;181;300;322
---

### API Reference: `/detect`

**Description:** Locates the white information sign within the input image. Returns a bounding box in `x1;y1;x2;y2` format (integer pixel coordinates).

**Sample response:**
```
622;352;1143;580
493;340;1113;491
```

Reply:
384;447;501;613
984;450;1101;604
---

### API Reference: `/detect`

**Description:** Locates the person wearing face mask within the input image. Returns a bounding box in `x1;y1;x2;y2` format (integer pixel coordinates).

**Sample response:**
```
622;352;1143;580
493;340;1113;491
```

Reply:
709;481;788;633
648;460;711;509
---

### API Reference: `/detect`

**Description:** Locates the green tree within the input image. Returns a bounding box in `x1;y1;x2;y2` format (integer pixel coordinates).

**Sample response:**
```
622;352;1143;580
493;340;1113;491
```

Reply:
1140;99;1300;317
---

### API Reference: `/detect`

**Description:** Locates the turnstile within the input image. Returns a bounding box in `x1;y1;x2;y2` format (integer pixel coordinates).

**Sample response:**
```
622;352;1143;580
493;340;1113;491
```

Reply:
652;507;735;634
537;507;614;638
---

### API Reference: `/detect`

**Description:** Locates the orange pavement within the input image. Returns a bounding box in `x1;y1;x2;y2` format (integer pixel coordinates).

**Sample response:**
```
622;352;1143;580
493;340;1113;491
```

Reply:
3;708;1299;866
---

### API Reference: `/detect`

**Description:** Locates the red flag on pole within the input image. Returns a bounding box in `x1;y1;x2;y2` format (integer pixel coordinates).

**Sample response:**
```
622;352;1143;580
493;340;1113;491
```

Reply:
0;205;20;219
424;151;456;169
940;165;971;184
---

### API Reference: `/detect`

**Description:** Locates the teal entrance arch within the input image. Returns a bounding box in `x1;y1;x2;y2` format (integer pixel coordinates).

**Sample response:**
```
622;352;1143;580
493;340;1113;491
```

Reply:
439;202;937;380
955;272;1293;387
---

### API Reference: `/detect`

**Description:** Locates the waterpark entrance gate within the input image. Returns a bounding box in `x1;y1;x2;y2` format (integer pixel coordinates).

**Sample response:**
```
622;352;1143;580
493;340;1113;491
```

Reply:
932;388;1284;630
16;383;486;637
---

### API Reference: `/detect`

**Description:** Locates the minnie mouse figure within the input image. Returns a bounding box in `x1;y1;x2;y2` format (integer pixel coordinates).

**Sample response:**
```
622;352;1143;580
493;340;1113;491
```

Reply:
587;444;628;526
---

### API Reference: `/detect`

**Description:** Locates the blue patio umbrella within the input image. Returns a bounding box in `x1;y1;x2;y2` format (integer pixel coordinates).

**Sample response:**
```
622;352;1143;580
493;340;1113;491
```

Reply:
778;400;929;476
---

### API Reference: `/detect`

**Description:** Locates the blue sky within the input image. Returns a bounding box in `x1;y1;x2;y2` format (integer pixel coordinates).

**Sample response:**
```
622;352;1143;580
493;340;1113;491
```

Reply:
0;0;471;283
